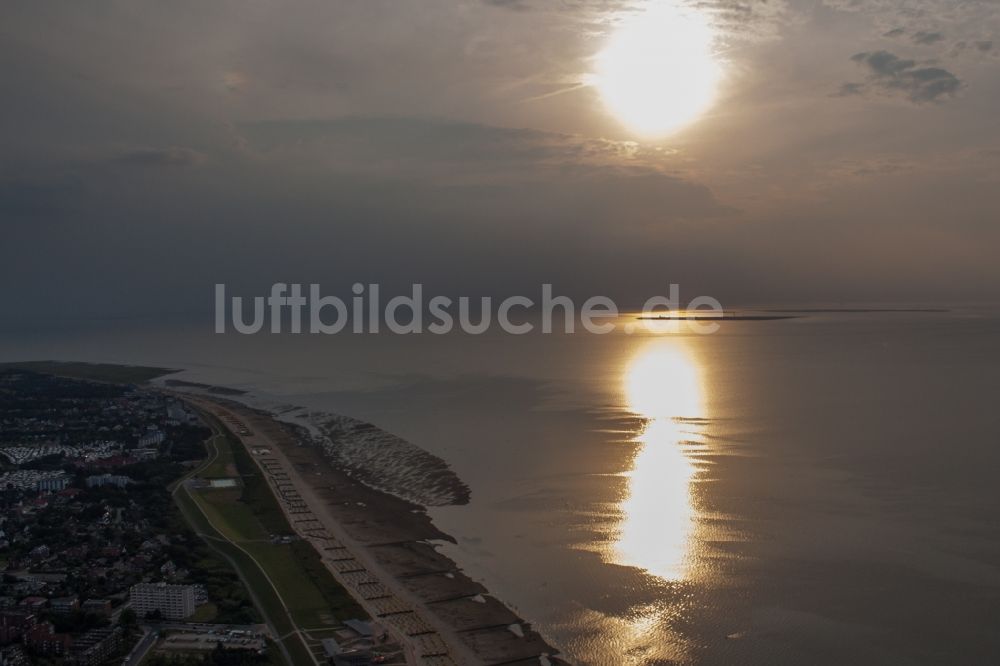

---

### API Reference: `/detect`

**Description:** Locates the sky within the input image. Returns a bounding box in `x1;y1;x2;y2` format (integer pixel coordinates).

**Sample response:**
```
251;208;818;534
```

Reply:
2;0;999;318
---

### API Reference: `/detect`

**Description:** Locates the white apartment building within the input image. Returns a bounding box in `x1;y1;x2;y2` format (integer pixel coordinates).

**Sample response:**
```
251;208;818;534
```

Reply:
129;582;196;620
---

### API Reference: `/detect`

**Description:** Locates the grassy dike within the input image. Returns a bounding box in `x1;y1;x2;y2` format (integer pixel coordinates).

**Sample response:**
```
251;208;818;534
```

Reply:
174;412;364;665
173;485;314;665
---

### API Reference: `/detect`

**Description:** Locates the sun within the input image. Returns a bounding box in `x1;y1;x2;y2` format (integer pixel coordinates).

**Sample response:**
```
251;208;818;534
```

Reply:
593;1;722;137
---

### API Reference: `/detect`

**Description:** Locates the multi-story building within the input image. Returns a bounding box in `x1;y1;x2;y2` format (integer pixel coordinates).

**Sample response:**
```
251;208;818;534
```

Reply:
25;622;72;656
80;599;112;617
0;611;36;645
138;428;166;447
84;474;132;489
129;582;196;620
0;471;69;493
68;627;123;666
36;473;70;493
49;597;79;616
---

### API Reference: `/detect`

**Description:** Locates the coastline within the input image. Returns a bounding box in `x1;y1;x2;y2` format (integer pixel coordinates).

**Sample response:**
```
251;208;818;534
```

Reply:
179;393;568;666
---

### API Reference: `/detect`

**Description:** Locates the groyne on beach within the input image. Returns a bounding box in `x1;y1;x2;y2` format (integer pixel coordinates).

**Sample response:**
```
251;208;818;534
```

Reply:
180;393;567;666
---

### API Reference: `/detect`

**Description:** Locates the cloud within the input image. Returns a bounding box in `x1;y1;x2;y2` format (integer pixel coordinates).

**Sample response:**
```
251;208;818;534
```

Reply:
849;50;962;103
242;116;645;172
821;0;1000;53
0;113;737;319
694;0;793;42
482;0;530;9
913;30;944;45
2;0;999;316
951;39;994;57
832;82;865;97
111;147;206;167
238;115;731;223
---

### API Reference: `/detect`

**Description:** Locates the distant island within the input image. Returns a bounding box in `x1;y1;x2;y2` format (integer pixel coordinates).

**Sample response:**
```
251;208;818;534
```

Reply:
762;308;949;313
636;314;799;321
637;307;949;321
0;360;176;384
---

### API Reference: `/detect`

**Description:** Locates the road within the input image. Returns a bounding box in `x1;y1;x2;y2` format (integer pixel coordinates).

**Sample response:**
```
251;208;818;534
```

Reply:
171;409;320;666
121;628;158;666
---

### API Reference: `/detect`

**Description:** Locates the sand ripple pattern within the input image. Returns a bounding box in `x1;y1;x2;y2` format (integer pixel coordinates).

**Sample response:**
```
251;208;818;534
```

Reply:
285;409;471;507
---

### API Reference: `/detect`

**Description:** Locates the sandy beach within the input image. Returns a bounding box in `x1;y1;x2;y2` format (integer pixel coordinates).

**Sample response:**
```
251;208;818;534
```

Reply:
181;394;567;666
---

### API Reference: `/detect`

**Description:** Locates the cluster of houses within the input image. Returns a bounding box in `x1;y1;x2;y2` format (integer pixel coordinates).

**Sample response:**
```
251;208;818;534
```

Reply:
0;371;211;663
0;436;165;475
0;600;125;664
0;442;124;467
1;499;198;591
0;470;72;493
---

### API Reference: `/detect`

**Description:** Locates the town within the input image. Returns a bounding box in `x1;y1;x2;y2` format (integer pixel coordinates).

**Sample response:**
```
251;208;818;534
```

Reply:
0;369;270;665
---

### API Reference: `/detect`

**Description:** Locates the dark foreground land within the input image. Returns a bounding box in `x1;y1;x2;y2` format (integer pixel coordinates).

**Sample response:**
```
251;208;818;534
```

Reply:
0;366;278;665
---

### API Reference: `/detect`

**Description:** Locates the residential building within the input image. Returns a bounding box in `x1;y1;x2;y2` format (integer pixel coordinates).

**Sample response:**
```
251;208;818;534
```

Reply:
68;626;123;665
16;597;46;613
36;474;69;492
25;622;72;656
84;474;132;489
138;429;165;447
81;599;112;617
50;597;79;615
129;582;196;620
0;611;36;645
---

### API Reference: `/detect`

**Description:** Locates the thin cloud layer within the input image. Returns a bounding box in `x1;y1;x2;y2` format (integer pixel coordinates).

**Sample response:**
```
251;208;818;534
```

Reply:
111;147;207;167
913;31;945;45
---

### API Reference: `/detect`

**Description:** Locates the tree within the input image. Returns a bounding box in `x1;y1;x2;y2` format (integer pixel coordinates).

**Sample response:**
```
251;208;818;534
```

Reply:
119;607;137;629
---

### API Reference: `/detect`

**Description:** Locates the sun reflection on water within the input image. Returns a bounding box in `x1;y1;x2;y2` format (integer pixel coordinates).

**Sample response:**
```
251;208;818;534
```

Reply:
614;340;705;581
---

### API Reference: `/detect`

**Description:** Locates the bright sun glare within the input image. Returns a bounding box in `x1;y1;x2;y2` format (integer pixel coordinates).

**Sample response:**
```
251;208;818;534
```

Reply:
594;1;722;137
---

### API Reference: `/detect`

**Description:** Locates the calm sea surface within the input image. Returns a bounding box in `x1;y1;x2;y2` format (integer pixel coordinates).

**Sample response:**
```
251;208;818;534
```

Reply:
4;309;1000;664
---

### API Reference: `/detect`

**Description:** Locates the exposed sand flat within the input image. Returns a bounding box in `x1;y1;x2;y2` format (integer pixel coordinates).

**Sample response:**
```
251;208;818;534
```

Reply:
427;597;522;632
458;626;562;665
399;573;487;603
181;395;568;666
369;542;462;578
